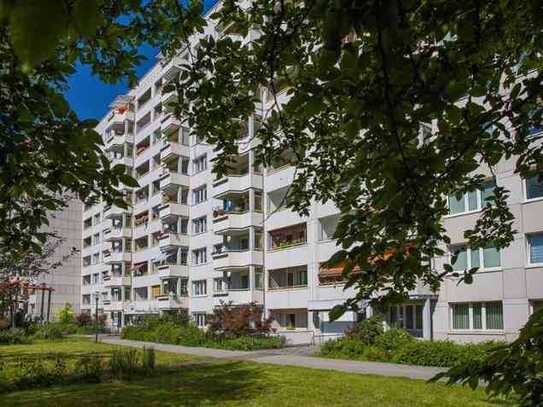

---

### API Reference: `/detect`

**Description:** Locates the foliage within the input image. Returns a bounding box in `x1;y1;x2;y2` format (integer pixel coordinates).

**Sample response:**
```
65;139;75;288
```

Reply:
58;304;75;325
345;315;384;345
33;323;66;340
142;347;156;371
393;340;498;368
207;301;274;338
109;348;141;380
320;330;500;368
435;308;543;406
374;328;415;356
0;328;29;345
121;315;285;351
75;313;92;327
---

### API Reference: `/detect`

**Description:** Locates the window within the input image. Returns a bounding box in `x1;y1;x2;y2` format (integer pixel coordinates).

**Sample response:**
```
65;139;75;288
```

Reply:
527;233;543;265
255;268;263;290
214;278;227;294
450;245;501;271
388;304;423;332
192;216;207;234
93;213;100;225
269;223;307;250
180;127;190;145
192;185;207;205
193;154;207;173
447;180;496;215
319;216;339;241
92;252;100;265
451;302;503;330
151;285;161;298
192;247;207;265
525;174;543;200
268;266;308;289
192;280;207;296
193;312;207;327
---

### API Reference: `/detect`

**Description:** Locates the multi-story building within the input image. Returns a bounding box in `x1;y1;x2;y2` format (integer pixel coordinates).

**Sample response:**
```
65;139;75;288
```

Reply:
28;199;83;321
80;1;543;344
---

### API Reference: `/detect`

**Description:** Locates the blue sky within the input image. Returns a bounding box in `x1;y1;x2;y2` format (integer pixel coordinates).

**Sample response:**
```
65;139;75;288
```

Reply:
65;1;217;120
65;44;159;120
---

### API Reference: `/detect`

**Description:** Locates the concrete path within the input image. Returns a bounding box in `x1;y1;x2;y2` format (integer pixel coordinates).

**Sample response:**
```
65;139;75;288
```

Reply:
99;336;444;381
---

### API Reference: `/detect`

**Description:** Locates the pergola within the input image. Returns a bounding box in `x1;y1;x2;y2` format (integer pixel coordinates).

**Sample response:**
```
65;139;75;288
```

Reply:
0;277;55;324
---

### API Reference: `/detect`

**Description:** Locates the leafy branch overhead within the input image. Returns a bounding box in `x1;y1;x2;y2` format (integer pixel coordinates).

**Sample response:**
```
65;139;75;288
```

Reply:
174;0;543;311
0;1;203;259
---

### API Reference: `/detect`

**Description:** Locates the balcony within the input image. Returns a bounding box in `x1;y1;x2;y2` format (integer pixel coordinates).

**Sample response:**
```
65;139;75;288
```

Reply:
103;301;125;312
219;289;263;306
158;232;189;250
156;295;189;310
159;170;189;192
106;133;133;150
160;142;190;162
213;211;263;234
103;251;132;264
161;113;180;135
157;264;189;279
104;205;129;219
212;250;263;270
111;156;133;168
104;227;132;241
109;107;135;125
159;202;188;220
103;275;131;287
213;174;263;198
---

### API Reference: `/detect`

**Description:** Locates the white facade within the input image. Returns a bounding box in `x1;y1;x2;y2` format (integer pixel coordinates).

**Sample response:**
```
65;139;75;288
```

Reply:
80;2;543;344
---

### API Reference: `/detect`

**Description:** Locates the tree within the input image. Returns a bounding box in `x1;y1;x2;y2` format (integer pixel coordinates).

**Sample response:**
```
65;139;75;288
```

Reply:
175;0;541;308
0;233;77;325
171;0;543;398
0;0;204;260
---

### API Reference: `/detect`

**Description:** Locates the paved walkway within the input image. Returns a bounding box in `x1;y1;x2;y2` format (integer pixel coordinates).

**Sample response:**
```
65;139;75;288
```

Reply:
99;336;444;381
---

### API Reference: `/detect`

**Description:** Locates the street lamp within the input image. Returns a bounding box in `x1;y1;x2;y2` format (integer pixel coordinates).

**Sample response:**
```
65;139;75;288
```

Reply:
94;291;100;343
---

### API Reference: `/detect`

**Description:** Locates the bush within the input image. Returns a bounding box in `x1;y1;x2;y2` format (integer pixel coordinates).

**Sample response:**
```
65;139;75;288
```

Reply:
375;328;414;355
345;315;384;345
392;340;499;367
142;347;155;371
0;328;29;345
214;335;285;351
110;348;140;379
58;304;75;325
320;338;368;359
207;301;273;338
33;323;66;340
75;313;92;326
76;353;103;382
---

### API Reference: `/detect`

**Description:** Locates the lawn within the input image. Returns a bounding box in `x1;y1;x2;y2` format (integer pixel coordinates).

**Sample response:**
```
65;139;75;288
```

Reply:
0;338;504;406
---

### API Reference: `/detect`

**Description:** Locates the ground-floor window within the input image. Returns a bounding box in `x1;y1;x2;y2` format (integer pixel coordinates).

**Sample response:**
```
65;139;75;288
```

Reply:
271;309;308;330
388;303;423;336
450;301;503;331
193;312;207;328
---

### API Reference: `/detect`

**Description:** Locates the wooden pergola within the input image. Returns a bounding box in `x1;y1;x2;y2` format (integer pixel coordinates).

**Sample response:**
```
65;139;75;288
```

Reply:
0;278;55;325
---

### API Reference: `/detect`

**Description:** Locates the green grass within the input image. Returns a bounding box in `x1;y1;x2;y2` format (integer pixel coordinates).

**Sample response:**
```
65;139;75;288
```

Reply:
0;338;506;406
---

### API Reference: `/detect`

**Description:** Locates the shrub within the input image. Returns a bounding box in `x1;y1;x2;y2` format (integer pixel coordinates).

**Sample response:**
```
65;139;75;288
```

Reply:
0;328;29;345
76;353;103;382
345;315;384;345
207;301;273;338
75;313;92;326
215;335;285;351
58;304;75;325
392;340;499;367
142;347;155;371
110;348;140;379
320;338;368;359
375;328;414;355
34;323;65;340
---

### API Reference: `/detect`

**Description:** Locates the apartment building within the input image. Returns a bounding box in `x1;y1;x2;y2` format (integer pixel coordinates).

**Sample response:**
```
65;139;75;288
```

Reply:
28;199;83;321
80;1;543;344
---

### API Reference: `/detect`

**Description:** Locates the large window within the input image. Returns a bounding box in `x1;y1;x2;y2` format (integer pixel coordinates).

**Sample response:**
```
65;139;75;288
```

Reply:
192;280;207;296
527;233;543;265
447;180;495;215
450;245;501;271
388;304;423;334
451;302;503;330
268;266;308;289
193;312;207;327
192;154;207;173
192;216;207;234
268;223;307;250
192;247;207;265
525;174;543;200
213;278;228;294
192;185;207;205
